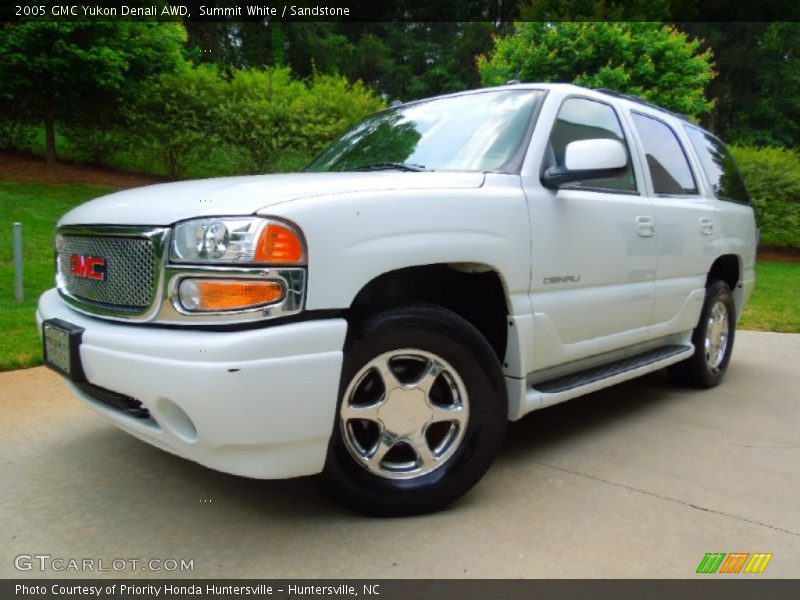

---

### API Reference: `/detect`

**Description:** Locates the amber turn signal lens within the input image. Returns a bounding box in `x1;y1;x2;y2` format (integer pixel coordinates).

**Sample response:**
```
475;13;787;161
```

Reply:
255;223;305;264
179;278;284;312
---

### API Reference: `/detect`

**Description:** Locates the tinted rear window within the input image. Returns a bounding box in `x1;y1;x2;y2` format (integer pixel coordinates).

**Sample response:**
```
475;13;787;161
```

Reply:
631;112;697;195
684;126;750;204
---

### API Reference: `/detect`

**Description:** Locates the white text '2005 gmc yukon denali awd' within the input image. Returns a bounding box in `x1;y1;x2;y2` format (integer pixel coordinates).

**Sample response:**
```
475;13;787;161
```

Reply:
38;84;756;516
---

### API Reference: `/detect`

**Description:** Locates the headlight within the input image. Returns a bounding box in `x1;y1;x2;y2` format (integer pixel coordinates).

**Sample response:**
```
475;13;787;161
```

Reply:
171;217;305;265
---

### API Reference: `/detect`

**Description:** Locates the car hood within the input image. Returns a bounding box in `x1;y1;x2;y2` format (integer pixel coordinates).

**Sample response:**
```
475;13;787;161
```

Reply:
58;171;486;227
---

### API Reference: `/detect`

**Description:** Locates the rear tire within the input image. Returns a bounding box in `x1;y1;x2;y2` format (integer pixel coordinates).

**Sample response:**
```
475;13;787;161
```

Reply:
318;305;507;517
668;279;736;387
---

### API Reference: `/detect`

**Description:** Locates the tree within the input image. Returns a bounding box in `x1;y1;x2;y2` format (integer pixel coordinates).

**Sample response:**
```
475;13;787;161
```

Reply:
184;20;508;104
478;22;715;119
0;21;186;164
683;22;800;146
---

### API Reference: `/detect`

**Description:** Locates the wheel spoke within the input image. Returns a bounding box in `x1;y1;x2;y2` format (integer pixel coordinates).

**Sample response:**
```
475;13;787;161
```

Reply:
414;360;445;396
410;437;436;469
341;401;382;423
366;434;394;469
429;403;467;426
375;360;404;392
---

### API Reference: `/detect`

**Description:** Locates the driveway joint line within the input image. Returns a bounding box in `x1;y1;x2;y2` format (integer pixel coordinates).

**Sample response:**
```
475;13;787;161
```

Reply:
535;461;800;537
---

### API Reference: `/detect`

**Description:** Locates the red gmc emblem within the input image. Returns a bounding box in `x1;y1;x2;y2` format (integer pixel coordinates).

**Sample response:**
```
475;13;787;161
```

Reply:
70;255;107;281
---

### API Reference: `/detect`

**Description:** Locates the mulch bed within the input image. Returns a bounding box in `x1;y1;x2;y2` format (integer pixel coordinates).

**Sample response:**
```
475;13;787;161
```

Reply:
758;247;800;263
0;151;166;188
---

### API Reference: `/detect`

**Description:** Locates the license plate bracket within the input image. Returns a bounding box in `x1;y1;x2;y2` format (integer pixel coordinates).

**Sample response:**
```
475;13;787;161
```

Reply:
43;318;86;383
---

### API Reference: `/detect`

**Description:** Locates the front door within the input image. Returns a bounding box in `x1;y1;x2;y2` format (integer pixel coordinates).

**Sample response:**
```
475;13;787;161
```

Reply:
522;95;657;372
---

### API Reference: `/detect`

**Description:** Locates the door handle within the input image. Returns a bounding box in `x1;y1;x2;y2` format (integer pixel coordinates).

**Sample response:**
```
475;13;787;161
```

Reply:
636;216;655;237
699;217;714;235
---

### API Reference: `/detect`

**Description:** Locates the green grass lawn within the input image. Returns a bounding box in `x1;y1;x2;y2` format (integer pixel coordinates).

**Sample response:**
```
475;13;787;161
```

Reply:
0;182;116;370
0;180;798;371
738;261;800;332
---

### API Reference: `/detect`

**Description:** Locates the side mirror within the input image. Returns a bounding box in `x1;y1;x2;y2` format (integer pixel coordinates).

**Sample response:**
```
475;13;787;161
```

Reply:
542;138;628;189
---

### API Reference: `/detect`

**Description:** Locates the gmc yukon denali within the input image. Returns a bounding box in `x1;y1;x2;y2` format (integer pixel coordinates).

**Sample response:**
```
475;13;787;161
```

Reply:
37;84;757;516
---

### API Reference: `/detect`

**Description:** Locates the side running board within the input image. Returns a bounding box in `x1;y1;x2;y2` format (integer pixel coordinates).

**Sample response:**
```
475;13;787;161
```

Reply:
525;344;695;411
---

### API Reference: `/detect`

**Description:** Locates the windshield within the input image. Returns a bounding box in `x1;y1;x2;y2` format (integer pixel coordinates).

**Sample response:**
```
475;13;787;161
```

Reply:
307;89;544;173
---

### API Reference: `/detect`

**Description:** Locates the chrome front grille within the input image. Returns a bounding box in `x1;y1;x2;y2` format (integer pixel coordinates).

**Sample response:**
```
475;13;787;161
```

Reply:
54;224;306;325
56;226;168;317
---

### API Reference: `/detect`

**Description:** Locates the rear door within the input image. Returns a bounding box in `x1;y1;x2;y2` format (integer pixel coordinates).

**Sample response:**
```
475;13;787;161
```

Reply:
682;125;757;317
627;110;718;329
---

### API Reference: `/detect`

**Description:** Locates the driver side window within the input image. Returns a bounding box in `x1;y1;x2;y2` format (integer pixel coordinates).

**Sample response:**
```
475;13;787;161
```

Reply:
545;97;637;193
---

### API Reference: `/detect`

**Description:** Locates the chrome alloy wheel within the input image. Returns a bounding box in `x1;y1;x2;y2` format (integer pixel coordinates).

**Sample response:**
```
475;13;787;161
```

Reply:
339;349;470;480
705;300;730;371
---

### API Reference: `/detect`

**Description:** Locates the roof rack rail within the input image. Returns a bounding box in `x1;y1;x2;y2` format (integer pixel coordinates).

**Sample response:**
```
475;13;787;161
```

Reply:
594;88;691;122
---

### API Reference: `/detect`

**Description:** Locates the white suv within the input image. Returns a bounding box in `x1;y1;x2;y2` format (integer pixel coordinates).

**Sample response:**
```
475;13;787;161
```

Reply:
37;83;756;516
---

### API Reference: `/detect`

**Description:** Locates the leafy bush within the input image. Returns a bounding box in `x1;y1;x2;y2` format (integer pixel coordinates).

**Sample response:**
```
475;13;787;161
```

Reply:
301;73;386;156
731;145;800;249
58;124;129;166
218;68;384;173
218;68;311;173
0;118;35;151
127;64;227;180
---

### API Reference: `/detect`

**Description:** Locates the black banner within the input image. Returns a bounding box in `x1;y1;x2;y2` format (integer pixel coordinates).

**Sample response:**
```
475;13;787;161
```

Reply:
3;0;800;23
5;580;800;600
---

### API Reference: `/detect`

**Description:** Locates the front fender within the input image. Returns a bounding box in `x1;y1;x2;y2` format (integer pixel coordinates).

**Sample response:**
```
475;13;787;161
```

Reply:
262;179;531;313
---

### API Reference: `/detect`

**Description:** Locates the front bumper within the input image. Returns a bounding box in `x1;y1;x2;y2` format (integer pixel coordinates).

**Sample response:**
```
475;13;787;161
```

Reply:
37;288;347;479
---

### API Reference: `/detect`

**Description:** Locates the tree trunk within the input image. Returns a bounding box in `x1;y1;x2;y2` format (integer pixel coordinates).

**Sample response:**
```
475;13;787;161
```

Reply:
44;110;57;165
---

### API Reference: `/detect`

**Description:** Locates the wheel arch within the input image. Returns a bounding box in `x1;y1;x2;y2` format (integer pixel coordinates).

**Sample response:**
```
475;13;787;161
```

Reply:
346;263;512;364
706;253;743;315
706;253;741;290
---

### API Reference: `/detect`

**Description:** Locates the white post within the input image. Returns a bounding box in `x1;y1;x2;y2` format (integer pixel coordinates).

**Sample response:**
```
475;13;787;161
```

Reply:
13;222;23;302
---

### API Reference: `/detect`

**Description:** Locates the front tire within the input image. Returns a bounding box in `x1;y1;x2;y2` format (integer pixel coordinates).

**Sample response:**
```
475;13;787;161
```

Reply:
318;305;507;516
668;279;736;387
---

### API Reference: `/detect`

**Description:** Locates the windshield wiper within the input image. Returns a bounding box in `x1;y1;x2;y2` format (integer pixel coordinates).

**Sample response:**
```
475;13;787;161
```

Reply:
352;162;428;172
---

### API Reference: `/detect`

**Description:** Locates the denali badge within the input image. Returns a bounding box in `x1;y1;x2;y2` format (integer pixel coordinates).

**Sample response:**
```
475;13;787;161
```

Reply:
543;275;581;285
70;255;107;281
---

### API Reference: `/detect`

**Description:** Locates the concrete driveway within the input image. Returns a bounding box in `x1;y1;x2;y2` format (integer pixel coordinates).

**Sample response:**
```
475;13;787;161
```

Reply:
2;330;798;578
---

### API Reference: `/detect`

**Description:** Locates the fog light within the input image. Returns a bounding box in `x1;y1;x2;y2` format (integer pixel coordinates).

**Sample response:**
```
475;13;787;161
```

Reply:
178;278;284;312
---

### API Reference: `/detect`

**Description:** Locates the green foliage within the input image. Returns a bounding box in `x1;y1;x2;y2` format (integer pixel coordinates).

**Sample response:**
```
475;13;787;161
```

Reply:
186;21;500;103
58;124;126;165
215;67;384;174
0;58;384;180
218;68;309;173
104;64;384;178
0;117;34;151
128;64;227;179
478;22;715;119
301;74;387;155
0;21;187;160
731;146;800;249
684;23;800;148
